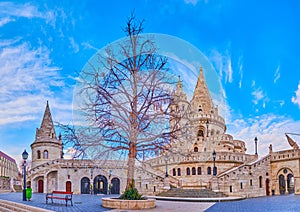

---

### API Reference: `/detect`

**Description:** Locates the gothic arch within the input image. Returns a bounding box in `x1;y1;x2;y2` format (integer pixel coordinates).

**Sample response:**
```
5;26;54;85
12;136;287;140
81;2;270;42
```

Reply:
43;150;48;159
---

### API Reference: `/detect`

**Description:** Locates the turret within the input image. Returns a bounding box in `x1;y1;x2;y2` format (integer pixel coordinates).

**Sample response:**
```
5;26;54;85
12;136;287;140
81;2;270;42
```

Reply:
30;101;63;168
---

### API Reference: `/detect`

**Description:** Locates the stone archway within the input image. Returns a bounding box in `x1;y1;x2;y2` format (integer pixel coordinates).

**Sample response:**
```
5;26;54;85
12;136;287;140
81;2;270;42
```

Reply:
277;168;294;195
81;177;90;194
38;179;43;193
111;177;120;194
94;175;108;194
287;174;294;194
279;174;285;195
66;181;72;192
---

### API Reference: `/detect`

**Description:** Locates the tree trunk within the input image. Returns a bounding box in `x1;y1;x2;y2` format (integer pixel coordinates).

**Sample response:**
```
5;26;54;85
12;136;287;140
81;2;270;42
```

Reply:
126;142;137;189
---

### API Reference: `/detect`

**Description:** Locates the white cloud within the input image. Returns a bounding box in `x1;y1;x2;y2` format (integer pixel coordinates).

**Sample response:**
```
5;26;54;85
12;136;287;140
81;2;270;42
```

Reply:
210;49;233;84
0;2;41;18
0;40;73;126
227;114;300;156
238;56;243;88
0;17;14;27
292;82;300;108
252;88;264;105
184;0;199;6
69;37;79;53
274;65;280;84
0;2;64;30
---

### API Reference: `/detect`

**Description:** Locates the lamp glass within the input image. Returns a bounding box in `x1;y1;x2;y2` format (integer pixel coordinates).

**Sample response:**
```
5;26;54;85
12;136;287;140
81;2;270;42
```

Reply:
22;150;28;160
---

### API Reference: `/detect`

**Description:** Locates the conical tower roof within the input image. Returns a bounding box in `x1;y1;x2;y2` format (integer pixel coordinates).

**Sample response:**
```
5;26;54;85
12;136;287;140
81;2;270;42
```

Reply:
190;67;213;113
34;101;58;142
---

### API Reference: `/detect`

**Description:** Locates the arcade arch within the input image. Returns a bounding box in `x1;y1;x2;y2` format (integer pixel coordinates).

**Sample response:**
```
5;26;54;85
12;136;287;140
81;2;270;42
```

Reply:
277;168;294;195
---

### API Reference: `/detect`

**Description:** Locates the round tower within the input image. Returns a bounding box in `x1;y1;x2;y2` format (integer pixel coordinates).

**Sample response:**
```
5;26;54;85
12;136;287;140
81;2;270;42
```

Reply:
30;101;63;169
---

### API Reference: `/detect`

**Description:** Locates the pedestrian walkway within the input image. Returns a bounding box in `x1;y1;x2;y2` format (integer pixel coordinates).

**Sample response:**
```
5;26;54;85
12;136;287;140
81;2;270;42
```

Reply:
1;192;300;212
205;194;300;212
0;192;214;212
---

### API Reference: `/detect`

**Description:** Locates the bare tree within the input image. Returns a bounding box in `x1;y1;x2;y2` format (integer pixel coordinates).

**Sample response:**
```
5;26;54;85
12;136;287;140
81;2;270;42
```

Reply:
71;13;182;189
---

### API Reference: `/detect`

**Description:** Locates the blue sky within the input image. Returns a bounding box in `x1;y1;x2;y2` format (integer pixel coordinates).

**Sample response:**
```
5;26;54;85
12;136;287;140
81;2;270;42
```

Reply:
1;0;300;166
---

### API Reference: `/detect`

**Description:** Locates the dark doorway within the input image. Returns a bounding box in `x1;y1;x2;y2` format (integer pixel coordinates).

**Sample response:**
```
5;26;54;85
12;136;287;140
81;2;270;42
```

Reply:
111;177;120;194
81;177;90;194
279;174;285;195
38;179;43;193
94;175;108;194
66;181;72;192
287;174;295;194
265;178;270;196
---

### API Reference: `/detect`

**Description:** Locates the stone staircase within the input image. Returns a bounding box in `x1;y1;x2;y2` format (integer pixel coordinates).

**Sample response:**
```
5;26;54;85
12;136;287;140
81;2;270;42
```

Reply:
0;199;53;212
157;188;227;198
13;185;22;192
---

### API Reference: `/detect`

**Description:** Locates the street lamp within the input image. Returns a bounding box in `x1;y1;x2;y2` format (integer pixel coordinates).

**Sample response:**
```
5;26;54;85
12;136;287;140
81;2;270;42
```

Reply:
254;137;258;155
164;154;168;177
22;149;29;201
212;150;217;176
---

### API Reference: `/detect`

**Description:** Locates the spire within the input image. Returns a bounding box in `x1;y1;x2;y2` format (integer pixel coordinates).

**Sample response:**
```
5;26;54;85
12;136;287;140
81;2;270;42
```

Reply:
174;75;187;101
35;101;57;141
191;67;213;113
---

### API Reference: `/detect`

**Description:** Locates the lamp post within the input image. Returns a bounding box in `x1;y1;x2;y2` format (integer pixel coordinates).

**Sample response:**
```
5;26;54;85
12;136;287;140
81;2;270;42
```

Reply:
254;137;258;155
212;150;216;176
164;154;168;177
22;149;28;201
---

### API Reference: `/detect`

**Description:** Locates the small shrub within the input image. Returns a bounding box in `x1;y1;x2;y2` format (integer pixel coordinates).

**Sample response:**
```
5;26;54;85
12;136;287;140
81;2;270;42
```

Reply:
120;182;144;200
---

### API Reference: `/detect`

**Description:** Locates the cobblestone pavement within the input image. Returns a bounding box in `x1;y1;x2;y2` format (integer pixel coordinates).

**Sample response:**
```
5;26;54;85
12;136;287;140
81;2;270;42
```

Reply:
2;192;300;212
0;192;213;212
205;194;300;212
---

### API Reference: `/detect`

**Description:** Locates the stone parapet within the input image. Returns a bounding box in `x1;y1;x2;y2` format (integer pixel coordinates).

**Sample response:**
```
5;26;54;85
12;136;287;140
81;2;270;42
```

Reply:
102;198;156;210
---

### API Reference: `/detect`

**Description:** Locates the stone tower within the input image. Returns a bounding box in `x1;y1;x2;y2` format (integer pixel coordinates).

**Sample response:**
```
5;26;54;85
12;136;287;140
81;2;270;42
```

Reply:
30;101;63;169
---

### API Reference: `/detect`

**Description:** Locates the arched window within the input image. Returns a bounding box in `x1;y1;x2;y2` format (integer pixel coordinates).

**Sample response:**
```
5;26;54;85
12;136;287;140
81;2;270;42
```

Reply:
43;150;48;159
197;167;201;175
177;168;181;176
37;150;41;159
173;168;176;176
194;147;198;152
198;130;204;137
207;167;212;175
259;176;263;188
211;129;215;136
192;167;196;175
186;168;190;175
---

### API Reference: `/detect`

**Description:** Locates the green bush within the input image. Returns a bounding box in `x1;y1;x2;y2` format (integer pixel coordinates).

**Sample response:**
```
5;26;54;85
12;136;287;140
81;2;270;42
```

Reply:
120;182;144;200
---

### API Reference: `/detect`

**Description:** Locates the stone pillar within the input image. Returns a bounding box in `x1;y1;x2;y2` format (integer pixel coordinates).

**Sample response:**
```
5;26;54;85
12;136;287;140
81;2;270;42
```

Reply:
44;174;48;193
294;177;300;194
164;177;170;190
211;177;219;192
285;178;288;194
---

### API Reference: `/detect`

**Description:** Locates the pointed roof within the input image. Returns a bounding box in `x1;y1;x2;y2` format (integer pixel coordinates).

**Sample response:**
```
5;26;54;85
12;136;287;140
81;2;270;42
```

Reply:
174;75;187;102
34;101;57;142
190;67;213;113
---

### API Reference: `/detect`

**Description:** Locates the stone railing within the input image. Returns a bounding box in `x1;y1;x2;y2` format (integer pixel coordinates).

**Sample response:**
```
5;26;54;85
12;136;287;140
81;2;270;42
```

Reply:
270;149;300;162
0;176;10;191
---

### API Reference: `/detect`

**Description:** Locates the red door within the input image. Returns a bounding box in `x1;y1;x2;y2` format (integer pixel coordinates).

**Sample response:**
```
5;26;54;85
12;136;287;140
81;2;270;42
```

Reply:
66;181;72;192
38;180;44;193
266;179;270;196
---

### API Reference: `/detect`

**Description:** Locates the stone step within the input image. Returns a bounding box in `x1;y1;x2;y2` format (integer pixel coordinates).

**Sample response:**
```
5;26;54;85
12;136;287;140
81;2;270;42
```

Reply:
0;201;28;212
157;188;227;198
0;205;14;212
0;199;53;212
